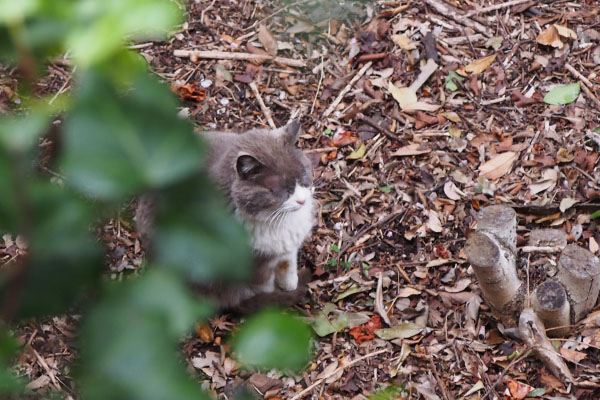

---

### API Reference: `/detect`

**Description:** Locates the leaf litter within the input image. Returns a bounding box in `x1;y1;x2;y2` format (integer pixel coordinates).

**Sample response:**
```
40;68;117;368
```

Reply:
8;0;600;398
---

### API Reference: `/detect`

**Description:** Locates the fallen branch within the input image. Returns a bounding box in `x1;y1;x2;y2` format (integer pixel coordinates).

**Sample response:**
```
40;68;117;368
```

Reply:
249;81;277;129
463;0;534;18
323;62;372;118
173;49;306;68
422;0;492;37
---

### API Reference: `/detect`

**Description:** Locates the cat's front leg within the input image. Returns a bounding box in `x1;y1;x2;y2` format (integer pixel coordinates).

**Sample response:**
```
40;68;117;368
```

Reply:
275;257;298;291
252;269;275;294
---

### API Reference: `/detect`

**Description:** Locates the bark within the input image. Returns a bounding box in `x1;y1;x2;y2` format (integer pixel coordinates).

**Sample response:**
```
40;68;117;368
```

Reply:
476;205;517;253
465;231;522;322
557;244;600;322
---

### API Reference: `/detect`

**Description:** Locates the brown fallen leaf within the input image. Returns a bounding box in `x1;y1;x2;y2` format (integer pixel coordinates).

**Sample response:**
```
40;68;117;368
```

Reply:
391;143;431;157
506;378;534;399
560;347;587;363
479;151;517;180
459;54;497;75
388;82;441;112
331;131;359;147
258;23;278;57
391;34;417;50
537;25;563;48
554;24;577;40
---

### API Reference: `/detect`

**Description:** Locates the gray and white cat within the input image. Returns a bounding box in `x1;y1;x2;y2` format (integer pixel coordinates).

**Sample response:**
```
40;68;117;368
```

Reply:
136;120;315;308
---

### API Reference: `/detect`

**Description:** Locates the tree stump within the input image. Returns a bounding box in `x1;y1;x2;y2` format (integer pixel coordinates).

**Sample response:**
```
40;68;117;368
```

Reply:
465;204;600;382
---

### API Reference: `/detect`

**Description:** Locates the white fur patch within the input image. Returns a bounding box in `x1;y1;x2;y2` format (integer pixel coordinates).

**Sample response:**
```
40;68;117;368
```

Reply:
249;184;314;256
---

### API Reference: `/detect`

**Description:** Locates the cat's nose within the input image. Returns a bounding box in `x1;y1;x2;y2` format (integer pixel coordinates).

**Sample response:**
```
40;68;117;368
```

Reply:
296;199;306;205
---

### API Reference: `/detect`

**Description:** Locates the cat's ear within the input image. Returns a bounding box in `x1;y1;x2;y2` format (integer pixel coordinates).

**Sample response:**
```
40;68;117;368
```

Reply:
282;120;301;145
236;153;263;179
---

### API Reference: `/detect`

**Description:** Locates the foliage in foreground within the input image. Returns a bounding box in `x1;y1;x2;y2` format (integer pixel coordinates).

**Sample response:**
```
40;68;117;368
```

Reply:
0;0;311;398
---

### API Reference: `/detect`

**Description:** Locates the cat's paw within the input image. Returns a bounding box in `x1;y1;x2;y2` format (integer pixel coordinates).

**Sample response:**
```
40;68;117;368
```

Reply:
277;271;298;291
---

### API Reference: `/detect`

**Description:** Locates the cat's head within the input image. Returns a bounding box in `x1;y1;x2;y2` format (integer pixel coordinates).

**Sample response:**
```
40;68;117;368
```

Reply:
230;121;313;221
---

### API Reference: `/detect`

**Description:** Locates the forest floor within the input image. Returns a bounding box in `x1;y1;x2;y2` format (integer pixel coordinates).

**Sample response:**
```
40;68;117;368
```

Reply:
6;0;600;399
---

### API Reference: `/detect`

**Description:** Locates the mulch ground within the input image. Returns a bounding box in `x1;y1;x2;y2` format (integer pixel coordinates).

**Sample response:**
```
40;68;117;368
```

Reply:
4;0;600;398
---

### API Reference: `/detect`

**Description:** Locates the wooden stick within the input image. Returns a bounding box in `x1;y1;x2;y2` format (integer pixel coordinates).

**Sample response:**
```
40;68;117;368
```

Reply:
173;49;306;68
323;61;372;118
464;0;534;18
289;349;388;400
422;0;492;37
249;81;277;129
565;63;600;110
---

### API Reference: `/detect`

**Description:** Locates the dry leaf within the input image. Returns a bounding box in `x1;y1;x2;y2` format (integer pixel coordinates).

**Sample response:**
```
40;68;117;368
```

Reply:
347;143;366;160
529;168;558;195
560;348;587;363
590;236;599;253
397;287;421;297
559;197;578;213
443;181;464;200
507;378;534;399
479;151;517;180
391;34;417;50
391;143;431;156
375;273;392;326
460;54;497;75
427;209;442;233
258;24;278;57
537;25;563;48
554;24;577;39
388;82;441;112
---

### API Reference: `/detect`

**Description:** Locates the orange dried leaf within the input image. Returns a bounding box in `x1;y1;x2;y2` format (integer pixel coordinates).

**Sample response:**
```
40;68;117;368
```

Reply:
537;25;563;48
461;54;497;75
331;131;358;147
195;322;214;343
171;84;207;102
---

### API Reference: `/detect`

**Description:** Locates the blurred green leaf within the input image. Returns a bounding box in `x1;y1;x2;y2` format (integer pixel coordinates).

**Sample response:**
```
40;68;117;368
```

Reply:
60;69;204;200
544;83;580;105
68;0;182;66
0;152;17;232
79;268;212;400
590;209;600;219
2;181;103;319
0;329;24;396
0;0;40;24
153;175;252;282
0;112;50;153
445;70;463;91
309;303;349;337
233;309;312;371
368;385;407;400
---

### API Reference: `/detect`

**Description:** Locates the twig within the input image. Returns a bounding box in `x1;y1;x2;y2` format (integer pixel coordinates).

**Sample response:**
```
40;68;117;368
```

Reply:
520;246;563;253
464;0;534;18
339;209;406;257
200;0;217;25
31;347;61;390
173;49;306;68
564;63;595;91
323;62;372;118
242;0;313;32
422;0;492;37
305;146;337;153
249;81;277;129
375;272;392;326
310;56;324;115
289;349;388;400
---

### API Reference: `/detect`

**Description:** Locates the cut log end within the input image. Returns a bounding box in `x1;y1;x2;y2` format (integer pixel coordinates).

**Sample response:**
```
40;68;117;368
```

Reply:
477;205;516;228
533;281;571;337
559;244;600;279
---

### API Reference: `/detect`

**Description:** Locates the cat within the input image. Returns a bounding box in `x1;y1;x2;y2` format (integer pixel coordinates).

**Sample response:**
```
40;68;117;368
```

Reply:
136;120;315;309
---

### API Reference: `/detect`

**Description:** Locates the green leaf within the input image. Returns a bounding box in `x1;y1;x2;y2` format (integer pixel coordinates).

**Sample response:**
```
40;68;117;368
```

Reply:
78;269;212;400
347;143;366;160
0;112;50;153
153;175;252;282
0;329;24;396
593;127;600;133
375;322;423;340
324;128;333;136
60;70;204;200
544;83;580;105
2;181;103;319
233;309;312;371
68;0;182;66
329;243;340;253
368;385;407;400
340;261;351;269
309;303;351;337
378;184;393;193
328;258;338;267
0;0;40;24
590;209;600;219
0;152;17;232
445;70;464;92
526;388;546;397
332;284;370;302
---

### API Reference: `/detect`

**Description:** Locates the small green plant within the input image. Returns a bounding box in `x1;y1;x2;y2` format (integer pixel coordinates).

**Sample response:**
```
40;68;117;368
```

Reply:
378;184;394;193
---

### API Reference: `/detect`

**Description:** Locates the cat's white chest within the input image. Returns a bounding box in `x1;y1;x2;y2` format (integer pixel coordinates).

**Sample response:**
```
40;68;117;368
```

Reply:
248;186;314;256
